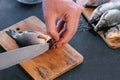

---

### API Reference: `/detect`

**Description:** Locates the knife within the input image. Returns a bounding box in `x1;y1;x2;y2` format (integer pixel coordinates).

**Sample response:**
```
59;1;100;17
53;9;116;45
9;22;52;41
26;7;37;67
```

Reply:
0;20;65;70
0;43;49;70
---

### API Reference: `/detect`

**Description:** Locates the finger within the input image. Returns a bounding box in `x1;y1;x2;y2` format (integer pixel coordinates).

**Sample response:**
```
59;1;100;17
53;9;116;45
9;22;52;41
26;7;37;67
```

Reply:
57;8;82;48
56;19;66;38
58;23;66;39
57;21;76;48
56;23;66;48
44;15;59;41
57;19;65;33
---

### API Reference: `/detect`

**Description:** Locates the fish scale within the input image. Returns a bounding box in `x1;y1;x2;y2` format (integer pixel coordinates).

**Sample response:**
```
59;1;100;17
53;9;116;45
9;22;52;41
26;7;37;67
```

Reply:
94;9;120;32
85;0;110;8
89;1;120;24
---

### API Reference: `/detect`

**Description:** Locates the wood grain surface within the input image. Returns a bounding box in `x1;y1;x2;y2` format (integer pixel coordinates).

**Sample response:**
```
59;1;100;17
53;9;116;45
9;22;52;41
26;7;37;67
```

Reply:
76;0;120;48
0;16;84;80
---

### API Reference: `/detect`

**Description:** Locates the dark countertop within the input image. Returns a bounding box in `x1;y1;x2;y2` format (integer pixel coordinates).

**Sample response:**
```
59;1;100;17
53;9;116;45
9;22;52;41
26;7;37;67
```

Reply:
1;0;120;80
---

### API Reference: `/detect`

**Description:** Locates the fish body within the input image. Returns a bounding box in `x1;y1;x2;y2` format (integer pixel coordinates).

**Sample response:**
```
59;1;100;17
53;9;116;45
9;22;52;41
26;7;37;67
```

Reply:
94;9;120;32
89;1;120;24
85;0;110;8
6;30;51;47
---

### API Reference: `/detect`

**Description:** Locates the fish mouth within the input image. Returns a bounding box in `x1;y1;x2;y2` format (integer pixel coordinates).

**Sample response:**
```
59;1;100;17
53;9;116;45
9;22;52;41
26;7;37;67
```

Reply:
94;19;109;32
94;26;100;32
89;17;100;24
89;11;103;24
94;24;104;32
89;19;95;24
94;23;107;32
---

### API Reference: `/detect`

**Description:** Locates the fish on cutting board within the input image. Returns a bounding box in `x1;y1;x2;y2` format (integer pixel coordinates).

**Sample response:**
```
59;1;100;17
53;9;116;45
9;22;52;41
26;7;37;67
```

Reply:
105;24;120;44
6;30;51;47
84;0;110;8
89;1;120;24
94;9;120;32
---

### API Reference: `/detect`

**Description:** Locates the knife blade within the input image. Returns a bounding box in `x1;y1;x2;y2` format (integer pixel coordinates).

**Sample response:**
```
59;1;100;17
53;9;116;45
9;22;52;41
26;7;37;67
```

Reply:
0;18;66;70
0;43;49;70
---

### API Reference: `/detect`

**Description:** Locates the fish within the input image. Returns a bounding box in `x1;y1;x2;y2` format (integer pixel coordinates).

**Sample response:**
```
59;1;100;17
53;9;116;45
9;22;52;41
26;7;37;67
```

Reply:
6;30;51;47
105;24;120;44
84;0;110;8
89;1;120;24
94;9;120;32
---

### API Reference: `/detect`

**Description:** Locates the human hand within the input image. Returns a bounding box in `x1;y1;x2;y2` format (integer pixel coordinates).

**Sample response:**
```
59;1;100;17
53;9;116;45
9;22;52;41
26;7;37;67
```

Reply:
42;0;83;48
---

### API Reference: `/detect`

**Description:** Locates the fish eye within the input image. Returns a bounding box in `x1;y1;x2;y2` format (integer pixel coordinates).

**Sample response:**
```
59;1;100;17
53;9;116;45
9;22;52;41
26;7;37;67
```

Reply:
16;28;20;31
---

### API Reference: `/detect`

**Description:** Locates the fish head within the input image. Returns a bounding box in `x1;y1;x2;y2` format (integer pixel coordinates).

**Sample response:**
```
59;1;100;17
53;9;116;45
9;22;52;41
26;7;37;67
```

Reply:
94;19;107;32
6;30;19;39
89;6;103;24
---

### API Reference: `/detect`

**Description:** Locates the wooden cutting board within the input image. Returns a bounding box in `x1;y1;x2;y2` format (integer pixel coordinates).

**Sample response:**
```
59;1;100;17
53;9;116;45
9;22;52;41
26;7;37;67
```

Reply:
0;16;83;80
77;0;119;48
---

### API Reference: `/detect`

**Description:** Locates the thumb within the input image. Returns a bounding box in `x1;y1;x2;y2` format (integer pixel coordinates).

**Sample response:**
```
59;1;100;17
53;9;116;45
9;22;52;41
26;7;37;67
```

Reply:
44;16;59;41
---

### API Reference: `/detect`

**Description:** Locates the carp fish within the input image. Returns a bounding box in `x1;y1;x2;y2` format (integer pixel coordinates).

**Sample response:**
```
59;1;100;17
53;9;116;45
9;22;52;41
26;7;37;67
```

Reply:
94;9;120;32
89;1;120;24
84;0;110;8
6;30;51;47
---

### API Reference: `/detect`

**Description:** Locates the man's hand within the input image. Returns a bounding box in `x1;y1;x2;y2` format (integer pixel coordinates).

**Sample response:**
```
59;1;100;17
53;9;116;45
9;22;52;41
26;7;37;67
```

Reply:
42;0;82;48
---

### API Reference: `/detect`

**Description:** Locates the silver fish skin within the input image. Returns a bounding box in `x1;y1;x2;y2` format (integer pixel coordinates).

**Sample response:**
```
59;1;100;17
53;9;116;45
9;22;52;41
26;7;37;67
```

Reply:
89;1;120;24
94;9;120;32
6;30;51;47
85;0;109;8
